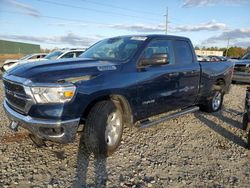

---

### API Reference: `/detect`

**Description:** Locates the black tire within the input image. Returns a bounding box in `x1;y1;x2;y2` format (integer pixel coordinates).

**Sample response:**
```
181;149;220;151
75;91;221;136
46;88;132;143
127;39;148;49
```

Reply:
247;129;250;149
84;100;124;156
200;90;224;113
242;113;249;130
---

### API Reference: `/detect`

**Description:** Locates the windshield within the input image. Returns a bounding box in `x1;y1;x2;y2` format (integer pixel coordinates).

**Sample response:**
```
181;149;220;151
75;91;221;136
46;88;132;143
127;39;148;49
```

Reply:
45;51;64;60
242;52;250;60
80;36;146;62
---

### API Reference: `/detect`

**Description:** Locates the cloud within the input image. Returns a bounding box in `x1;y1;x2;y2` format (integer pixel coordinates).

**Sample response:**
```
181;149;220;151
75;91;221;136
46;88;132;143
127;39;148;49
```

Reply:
182;0;246;7
109;24;166;33
174;20;226;32
47;22;87;28
204;29;250;42
0;33;101;47
234;41;250;48
109;20;226;33
6;0;41;17
202;28;250;47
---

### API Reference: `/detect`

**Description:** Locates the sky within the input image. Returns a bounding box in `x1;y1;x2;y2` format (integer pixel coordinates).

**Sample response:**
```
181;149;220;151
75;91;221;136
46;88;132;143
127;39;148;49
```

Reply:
0;0;250;49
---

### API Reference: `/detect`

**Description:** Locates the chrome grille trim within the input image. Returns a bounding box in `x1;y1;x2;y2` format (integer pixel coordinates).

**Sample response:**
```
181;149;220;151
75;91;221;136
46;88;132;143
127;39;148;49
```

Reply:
3;75;35;114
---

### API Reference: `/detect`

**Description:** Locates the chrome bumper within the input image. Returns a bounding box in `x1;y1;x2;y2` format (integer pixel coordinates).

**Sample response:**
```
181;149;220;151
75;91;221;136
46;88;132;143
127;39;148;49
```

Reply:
3;100;80;143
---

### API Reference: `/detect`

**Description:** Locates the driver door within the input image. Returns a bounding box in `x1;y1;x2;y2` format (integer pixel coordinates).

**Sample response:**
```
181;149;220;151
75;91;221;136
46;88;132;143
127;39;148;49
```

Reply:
136;39;180;120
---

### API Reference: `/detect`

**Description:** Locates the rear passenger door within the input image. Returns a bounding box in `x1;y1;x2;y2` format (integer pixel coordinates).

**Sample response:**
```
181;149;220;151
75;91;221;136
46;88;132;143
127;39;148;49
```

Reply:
172;40;200;107
136;39;200;120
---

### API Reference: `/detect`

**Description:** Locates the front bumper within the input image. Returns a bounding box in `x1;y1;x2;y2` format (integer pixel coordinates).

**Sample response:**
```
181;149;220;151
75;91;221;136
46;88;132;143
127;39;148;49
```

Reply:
3;100;80;143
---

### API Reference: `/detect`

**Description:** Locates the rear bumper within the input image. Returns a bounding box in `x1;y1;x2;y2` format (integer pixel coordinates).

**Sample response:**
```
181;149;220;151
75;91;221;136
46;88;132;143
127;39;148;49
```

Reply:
232;72;250;83
3;100;80;143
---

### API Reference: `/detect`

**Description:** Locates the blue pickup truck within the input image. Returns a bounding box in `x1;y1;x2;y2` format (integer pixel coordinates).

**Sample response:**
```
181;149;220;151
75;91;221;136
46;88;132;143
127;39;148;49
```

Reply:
3;35;234;156
232;51;250;83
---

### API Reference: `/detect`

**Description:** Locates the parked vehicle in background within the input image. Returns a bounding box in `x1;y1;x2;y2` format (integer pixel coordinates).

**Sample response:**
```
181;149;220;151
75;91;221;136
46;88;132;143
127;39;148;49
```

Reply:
43;49;85;60
197;55;210;62
208;55;228;62
232;51;250;83
2;49;85;73
2;53;47;72
3;35;234;156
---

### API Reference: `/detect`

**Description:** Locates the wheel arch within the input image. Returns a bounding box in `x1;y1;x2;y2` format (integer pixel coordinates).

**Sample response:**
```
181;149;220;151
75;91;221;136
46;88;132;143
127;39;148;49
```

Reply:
212;78;226;92
81;94;134;127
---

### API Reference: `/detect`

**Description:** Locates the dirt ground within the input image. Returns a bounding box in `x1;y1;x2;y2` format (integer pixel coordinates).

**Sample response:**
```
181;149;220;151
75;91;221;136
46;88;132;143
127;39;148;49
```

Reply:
0;81;249;188
0;54;24;65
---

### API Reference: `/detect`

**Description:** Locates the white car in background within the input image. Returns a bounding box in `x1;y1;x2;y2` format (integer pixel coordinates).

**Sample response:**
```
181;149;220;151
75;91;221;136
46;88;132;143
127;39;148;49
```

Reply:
43;49;85;60
2;53;47;72
2;49;85;72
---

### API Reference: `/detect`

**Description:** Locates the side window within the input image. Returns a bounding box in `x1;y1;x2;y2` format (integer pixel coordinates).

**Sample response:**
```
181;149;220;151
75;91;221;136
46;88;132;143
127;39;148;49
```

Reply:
30;55;39;60
75;51;84;57
62;52;75;58
141;40;174;65
174;40;193;64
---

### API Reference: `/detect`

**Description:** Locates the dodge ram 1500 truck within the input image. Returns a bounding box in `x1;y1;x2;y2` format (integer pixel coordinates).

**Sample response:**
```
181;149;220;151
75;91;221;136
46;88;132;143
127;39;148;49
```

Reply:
3;35;234;156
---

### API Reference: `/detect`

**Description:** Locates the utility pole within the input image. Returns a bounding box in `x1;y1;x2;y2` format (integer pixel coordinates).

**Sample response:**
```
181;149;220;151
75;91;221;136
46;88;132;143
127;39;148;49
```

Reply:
165;7;168;34
225;38;230;57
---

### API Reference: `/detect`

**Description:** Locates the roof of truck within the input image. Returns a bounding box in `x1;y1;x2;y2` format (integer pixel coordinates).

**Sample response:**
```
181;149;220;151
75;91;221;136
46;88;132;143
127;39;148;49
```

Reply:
108;34;190;41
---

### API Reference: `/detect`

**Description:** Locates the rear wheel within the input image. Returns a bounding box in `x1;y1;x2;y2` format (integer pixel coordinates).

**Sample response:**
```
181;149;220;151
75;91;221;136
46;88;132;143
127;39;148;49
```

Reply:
200;90;224;113
243;112;249;130
84;100;124;156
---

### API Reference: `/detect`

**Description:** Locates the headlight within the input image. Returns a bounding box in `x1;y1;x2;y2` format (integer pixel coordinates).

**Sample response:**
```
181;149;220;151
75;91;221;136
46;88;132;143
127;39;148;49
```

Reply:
31;85;76;104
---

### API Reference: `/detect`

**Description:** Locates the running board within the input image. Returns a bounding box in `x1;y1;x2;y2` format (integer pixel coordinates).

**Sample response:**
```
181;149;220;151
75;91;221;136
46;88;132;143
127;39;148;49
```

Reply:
139;106;199;129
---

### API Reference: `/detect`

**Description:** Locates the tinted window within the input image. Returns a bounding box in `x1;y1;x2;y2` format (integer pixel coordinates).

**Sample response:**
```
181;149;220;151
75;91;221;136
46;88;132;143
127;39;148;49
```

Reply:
142;39;174;65
75;51;84;57
30;55;39;60
242;52;250;60
174;40;193;64
45;51;64;60
62;52;75;58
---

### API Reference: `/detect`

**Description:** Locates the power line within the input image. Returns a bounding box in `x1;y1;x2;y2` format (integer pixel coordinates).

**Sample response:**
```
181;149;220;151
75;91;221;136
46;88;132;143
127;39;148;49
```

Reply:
80;0;162;17
36;0;160;23
2;10;110;25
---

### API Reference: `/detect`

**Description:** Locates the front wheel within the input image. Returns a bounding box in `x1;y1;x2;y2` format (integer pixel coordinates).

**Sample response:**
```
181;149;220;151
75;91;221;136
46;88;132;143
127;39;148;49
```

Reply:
84;100;124;156
200;90;224;113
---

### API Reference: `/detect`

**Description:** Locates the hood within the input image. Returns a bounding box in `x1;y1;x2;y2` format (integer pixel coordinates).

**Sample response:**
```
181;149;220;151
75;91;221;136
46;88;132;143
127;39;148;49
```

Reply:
7;58;120;83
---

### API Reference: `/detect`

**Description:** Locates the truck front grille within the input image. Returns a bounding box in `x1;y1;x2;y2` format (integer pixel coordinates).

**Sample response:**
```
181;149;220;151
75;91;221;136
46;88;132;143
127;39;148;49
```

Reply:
3;79;25;94
234;64;250;73
3;79;27;114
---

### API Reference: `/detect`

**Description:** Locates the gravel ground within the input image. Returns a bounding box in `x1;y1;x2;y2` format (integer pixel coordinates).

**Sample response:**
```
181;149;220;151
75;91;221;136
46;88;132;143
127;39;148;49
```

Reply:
0;80;249;188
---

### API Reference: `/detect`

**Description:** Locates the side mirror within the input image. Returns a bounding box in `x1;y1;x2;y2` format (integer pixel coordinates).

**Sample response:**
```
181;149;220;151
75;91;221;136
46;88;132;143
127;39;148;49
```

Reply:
140;53;169;66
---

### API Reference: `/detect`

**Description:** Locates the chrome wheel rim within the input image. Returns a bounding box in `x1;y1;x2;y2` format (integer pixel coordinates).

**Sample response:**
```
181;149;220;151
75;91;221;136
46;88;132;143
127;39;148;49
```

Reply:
212;91;222;111
105;111;122;147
